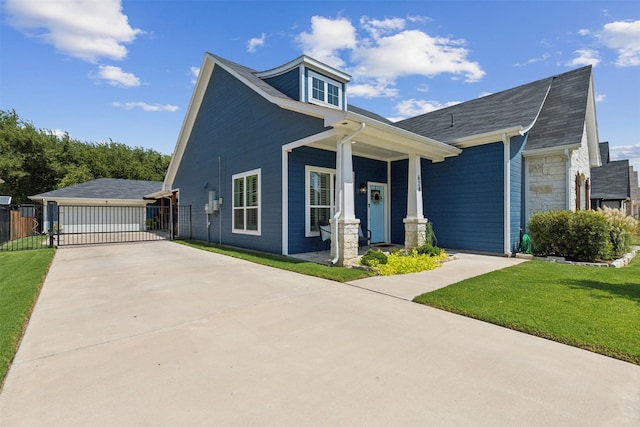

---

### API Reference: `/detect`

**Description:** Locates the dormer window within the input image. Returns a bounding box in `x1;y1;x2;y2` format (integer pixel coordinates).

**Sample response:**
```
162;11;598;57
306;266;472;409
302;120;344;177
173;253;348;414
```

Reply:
308;70;343;109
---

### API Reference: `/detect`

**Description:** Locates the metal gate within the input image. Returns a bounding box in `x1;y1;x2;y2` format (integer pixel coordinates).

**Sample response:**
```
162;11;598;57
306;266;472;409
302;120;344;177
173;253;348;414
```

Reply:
0;204;49;251
0;204;191;250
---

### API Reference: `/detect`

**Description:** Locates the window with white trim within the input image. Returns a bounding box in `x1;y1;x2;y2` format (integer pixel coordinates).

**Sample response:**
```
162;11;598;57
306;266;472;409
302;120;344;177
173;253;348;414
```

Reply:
308;70;342;109
232;169;260;235
305;166;335;237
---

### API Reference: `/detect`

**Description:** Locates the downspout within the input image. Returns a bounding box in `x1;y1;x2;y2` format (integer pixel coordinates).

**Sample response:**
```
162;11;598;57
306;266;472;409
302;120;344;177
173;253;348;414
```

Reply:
331;122;366;265
502;133;512;256
564;148;571;210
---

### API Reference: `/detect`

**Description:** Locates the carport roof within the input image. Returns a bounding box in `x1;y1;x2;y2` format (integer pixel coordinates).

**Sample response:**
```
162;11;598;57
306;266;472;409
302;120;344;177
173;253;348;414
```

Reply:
30;178;163;202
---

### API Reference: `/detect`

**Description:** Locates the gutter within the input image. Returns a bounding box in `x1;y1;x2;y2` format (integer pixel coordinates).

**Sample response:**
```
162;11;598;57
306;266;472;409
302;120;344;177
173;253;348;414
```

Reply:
332;122;366;265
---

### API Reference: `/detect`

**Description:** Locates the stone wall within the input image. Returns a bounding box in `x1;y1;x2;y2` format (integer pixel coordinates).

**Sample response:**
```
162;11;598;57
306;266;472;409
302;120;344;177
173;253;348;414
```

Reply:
527;154;567;216
569;125;591;211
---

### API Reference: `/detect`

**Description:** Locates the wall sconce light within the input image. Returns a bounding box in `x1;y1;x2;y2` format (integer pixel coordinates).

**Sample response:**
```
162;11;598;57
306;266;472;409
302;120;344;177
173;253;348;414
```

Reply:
359;183;367;194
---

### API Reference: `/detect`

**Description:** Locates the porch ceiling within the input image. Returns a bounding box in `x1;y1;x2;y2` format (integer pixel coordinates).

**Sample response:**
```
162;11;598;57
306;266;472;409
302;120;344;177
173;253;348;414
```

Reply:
312;115;461;162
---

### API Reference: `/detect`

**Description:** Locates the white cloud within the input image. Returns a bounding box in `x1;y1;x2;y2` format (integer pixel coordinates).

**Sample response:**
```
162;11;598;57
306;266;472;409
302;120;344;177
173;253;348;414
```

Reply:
515;53;551;66
295;16;357;68
348;83;398;98
609;144;640;160
595;93;606;103
112;102;178;112
93;65;140;87
247;33;266;53
190;66;200;85
4;0;142;63
360;16;406;39
598;20;640;66
578;29;591;36
567;49;601;67
352;30;485;83
295;15;485;99
394;99;460;119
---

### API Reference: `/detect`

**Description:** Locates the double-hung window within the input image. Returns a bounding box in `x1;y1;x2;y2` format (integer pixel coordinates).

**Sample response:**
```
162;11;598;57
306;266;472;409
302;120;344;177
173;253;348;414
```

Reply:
308;70;342;109
305;166;335;237
232;169;260;235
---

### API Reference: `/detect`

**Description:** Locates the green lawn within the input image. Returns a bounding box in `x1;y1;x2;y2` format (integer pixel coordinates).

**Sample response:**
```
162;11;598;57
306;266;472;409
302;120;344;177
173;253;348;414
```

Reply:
177;240;373;282
0;249;55;387
414;256;640;364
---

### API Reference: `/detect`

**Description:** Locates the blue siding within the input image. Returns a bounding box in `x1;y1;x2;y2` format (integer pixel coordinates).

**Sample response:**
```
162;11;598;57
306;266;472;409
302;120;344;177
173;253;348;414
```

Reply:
263;68;300;100
390;160;408;244
173;66;325;254
422;143;505;253
287;147;387;253
510;135;526;252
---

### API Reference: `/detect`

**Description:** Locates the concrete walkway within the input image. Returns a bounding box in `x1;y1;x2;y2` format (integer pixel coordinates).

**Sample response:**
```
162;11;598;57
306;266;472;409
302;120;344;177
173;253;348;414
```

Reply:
0;241;638;426
348;252;527;300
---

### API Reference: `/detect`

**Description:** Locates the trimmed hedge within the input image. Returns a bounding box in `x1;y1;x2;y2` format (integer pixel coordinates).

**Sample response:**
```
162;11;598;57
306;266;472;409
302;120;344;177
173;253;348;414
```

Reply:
528;209;638;262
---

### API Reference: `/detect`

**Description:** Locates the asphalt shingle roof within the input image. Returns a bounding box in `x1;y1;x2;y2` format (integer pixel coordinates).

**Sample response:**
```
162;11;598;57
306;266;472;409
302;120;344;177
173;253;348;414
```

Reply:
590;160;630;200
31;178;163;200
392;66;592;151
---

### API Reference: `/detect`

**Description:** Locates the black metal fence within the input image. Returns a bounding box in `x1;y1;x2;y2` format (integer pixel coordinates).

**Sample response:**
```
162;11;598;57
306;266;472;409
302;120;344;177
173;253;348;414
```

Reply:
0;204;49;251
0;204;192;251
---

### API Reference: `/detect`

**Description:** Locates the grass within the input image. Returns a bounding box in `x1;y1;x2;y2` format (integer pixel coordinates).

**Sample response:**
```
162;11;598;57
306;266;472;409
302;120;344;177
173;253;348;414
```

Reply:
0;249;55;387
0;235;50;251
414;256;640;364
177;240;373;282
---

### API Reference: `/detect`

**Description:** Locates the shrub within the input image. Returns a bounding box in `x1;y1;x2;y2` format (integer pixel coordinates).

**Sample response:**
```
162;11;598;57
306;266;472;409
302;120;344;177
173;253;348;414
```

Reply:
373;249;448;276
528;210;572;256
416;243;442;257
528;210;613;261
598;206;638;257
359;249;388;267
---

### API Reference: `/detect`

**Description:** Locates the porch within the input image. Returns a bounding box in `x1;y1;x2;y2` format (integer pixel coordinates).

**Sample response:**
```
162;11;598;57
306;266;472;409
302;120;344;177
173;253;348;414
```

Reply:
290;243;403;266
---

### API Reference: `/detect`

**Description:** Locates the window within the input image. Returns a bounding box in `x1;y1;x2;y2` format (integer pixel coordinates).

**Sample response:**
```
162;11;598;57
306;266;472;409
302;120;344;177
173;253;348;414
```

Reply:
308;70;342;109
305;166;335;237
232;169;260;235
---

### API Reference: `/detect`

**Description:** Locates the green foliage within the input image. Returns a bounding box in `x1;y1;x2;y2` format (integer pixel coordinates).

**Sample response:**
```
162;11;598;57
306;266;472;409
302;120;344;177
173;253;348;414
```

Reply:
360;249;388;267
0;110;171;203
416;243;442;257
0;249;55;386
372;249;448;276
529;210;611;261
598;206;638;258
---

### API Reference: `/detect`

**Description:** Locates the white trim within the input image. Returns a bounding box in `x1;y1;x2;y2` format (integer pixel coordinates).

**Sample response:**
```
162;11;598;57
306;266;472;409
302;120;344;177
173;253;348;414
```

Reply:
231;168;261;236
282;149;289;255
522;143;581;158
520;80;553;135
255;55;351;82
451;126;522;148
305;166;336;237
503;134;512;255
307;69;343;110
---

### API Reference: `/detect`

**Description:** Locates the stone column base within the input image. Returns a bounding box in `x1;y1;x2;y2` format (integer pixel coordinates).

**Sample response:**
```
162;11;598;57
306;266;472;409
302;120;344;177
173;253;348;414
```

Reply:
331;218;360;267
403;217;429;250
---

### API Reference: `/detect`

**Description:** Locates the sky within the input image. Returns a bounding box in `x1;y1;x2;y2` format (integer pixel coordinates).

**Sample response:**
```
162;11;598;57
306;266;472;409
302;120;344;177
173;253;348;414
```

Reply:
1;0;639;171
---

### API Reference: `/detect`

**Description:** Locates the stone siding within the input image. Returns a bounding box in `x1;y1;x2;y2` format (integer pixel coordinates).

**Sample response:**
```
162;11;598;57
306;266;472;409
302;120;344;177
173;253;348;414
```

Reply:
569;125;591;211
527;154;567;216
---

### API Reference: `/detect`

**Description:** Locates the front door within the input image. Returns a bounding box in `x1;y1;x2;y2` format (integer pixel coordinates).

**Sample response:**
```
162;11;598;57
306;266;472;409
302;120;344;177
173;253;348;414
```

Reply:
368;182;387;244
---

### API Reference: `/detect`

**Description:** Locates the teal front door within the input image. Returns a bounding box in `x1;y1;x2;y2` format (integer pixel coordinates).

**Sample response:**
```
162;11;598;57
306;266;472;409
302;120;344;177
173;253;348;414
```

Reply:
368;183;386;244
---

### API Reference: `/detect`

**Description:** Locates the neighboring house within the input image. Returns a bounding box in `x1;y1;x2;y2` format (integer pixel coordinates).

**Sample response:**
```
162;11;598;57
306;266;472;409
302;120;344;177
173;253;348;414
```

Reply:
591;142;640;217
162;53;600;265
29;178;163;233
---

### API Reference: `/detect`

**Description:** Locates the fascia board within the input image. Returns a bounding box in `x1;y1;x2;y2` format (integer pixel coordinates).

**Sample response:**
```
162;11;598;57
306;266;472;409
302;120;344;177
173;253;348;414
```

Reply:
451;126;523;148
28;197;151;206
329;111;461;158
164;54;215;190
522;143;581;157
255;55;351;82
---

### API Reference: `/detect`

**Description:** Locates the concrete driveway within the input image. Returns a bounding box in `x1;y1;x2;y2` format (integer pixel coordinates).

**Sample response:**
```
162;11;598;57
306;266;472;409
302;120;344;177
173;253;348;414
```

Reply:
0;242;638;426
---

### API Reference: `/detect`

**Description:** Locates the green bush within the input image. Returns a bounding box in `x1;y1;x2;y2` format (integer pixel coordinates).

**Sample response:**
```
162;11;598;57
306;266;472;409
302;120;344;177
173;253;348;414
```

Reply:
360;249;388;267
416;243;442;257
373;250;448;276
528;210;612;261
598;206;638;257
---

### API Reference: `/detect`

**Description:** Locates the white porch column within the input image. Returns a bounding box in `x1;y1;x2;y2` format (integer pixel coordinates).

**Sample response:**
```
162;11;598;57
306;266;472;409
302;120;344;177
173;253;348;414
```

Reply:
332;137;359;266
406;153;424;219
404;153;428;249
